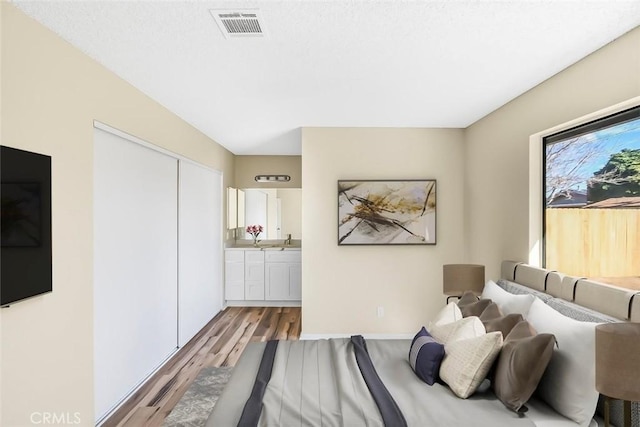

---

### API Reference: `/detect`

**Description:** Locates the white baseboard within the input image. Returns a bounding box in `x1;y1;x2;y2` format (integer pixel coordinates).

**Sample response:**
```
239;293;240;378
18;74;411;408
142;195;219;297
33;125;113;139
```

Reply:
225;300;301;308
299;333;414;340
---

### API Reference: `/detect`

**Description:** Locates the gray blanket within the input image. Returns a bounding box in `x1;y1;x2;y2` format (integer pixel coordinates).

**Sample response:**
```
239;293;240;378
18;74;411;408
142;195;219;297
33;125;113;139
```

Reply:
207;338;537;426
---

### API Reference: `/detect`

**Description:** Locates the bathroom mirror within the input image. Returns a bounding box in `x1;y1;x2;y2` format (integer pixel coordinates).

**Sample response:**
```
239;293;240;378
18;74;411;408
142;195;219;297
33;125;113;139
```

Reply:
239;188;301;240
227;187;237;229
226;188;245;230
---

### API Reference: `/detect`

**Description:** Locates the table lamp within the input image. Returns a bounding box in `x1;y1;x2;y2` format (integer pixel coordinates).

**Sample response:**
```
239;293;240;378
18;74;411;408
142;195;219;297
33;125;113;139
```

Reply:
442;264;485;303
595;322;640;427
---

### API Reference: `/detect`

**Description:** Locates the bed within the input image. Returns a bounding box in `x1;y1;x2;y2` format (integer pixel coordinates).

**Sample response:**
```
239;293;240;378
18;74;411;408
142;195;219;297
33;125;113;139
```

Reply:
207;261;640;427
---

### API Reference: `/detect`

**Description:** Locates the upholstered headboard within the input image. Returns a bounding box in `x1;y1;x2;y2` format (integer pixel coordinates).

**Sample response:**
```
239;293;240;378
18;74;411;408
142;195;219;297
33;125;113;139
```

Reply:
499;261;640;427
500;260;639;322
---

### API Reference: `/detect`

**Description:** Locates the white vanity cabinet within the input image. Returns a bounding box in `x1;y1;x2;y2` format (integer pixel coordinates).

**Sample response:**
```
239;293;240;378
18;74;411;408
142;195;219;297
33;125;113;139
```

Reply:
265;251;302;300
225;248;301;304
224;250;245;300
244;251;265;300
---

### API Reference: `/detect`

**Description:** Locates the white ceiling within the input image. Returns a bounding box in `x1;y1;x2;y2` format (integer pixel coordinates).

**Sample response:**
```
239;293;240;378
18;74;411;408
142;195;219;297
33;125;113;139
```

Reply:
11;0;640;155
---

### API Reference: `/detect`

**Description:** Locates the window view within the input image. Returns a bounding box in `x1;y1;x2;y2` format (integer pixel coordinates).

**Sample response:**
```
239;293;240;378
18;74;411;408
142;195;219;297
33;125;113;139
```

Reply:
544;106;640;290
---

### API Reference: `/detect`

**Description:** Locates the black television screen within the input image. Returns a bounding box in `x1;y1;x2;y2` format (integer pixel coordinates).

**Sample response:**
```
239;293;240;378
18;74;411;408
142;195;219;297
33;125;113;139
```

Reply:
1;146;52;307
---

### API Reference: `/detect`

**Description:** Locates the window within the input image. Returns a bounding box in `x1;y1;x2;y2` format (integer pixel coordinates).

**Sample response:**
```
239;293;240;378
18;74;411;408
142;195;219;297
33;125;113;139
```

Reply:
543;106;640;288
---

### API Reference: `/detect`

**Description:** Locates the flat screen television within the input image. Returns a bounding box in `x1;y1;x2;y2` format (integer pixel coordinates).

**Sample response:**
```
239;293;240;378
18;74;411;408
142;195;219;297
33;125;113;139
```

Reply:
1;146;52;307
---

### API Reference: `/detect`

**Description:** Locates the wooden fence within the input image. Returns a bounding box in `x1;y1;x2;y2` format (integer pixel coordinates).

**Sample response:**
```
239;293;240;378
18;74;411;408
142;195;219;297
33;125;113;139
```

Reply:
545;208;640;277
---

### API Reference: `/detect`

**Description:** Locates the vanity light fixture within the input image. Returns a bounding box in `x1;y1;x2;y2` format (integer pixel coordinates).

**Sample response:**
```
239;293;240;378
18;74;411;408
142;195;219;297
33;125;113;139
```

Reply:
254;175;291;183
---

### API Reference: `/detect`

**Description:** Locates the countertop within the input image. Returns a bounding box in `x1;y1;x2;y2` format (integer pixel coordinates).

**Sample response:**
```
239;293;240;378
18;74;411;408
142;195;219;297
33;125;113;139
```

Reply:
225;239;302;250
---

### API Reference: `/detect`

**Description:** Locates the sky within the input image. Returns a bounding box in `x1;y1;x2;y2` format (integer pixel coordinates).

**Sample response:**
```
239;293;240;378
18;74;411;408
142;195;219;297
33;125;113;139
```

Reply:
580;117;640;175
548;116;640;193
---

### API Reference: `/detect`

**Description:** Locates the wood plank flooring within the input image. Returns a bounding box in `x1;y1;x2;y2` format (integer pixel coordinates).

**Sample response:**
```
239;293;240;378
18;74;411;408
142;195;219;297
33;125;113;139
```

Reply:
101;306;301;427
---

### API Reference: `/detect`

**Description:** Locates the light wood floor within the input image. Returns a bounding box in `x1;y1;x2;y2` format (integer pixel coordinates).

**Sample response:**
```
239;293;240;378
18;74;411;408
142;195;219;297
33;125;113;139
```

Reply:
102;306;301;427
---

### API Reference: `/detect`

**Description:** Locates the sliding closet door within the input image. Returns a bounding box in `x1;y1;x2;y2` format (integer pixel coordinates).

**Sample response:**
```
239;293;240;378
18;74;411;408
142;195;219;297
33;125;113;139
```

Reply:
178;160;223;346
94;128;179;421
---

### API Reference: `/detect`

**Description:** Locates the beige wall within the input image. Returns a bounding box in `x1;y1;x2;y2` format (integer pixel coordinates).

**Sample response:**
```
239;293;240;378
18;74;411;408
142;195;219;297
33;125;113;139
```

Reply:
464;26;640;280
301;128;465;335
235;155;302;188
1;4;234;425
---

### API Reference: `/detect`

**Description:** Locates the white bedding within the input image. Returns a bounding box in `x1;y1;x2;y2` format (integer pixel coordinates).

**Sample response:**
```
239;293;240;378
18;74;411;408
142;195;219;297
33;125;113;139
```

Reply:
526;398;599;427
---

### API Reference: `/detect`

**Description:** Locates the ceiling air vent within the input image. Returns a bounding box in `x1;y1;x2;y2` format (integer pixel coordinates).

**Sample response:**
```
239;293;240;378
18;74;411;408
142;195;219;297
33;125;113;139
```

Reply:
210;9;266;39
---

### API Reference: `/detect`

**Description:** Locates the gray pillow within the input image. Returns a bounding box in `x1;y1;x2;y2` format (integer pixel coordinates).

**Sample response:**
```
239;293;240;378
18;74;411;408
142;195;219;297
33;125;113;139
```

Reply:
492;320;556;413
479;302;502;321
461;298;493;317
457;290;478;308
482;313;523;339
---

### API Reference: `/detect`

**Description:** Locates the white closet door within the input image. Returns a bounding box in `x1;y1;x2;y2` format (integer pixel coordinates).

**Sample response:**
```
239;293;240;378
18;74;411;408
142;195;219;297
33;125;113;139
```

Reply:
178;160;223;346
94;128;178;422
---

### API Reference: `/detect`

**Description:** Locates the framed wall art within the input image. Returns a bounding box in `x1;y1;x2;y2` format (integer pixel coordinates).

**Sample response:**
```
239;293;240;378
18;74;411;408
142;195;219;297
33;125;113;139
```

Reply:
338;179;436;245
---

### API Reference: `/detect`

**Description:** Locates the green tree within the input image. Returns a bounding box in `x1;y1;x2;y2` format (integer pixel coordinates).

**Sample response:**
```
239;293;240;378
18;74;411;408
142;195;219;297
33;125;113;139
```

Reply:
588;148;640;203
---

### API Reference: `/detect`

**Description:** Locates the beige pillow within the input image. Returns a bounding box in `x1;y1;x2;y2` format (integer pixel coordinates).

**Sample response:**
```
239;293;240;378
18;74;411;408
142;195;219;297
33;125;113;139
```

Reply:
428;302;463;329
430;316;485;345
440;331;504;398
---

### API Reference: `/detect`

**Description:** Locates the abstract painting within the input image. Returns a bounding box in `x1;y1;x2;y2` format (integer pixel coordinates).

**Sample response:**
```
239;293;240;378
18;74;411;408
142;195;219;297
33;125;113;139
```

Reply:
338;180;436;245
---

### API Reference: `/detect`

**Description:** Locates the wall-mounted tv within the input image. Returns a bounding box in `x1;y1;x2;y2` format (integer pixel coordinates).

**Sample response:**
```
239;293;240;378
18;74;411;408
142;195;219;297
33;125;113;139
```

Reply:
1;146;52;307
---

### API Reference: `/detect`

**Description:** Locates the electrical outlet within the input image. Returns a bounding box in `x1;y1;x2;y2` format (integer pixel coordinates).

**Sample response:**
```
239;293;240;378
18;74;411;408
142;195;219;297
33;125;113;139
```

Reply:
377;306;384;317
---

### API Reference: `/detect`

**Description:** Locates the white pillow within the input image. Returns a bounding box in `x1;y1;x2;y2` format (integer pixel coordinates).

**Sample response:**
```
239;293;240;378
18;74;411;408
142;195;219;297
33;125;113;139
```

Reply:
526;298;599;426
481;280;535;316
430;316;485;345
440;331;503;398
428;302;463;329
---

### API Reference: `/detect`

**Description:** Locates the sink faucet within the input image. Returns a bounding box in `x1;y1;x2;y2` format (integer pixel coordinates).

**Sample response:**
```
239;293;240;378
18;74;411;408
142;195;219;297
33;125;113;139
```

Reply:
284;234;292;245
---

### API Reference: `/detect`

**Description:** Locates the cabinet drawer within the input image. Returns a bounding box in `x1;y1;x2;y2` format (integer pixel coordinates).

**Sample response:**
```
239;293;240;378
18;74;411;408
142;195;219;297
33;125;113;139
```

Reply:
245;251;265;263
225;250;244;262
264;251;301;263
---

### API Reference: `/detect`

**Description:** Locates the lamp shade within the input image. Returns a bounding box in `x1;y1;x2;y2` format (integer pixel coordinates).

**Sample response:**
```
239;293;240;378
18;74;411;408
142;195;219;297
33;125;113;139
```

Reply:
443;264;485;296
595;323;640;402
